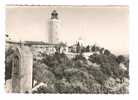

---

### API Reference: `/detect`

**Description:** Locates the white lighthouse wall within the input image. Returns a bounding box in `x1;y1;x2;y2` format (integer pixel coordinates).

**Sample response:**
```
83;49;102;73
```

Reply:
48;19;61;44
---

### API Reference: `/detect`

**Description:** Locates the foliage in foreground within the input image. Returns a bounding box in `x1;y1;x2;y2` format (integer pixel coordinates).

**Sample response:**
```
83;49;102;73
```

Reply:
32;50;129;94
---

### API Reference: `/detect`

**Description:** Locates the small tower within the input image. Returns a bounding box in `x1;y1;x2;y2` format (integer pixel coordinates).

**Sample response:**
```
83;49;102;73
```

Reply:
49;10;61;44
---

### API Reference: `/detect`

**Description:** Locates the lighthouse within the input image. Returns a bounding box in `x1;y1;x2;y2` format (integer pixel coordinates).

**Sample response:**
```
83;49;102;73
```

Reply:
49;10;60;44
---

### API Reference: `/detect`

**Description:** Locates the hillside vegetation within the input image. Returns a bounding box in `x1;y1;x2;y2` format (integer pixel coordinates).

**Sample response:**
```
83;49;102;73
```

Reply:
5;44;129;94
32;47;129;94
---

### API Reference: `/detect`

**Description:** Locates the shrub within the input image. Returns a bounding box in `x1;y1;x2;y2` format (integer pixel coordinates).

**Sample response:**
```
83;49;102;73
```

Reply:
73;53;86;61
86;45;90;52
99;48;104;54
91;45;100;52
89;53;118;66
88;67;108;84
104;49;111;56
100;63;113;76
88;53;99;63
53;64;64;79
32;47;129;94
54;81;66;93
32;86;56;93
116;55;125;64
89;54;108;64
33;62;56;84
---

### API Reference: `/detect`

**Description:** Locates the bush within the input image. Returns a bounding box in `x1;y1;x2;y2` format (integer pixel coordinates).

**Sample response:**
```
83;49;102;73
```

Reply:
73;53;86;61
32;86;56;93
104;49;111;56
100;63;113;76
89;54;98;64
89;54;107;64
116;55;125;64
54;81;66;93
99;48;104;54
88;67;108;84
32;47;129;94
89;53;118;66
33;62;56;84
53;64;64;79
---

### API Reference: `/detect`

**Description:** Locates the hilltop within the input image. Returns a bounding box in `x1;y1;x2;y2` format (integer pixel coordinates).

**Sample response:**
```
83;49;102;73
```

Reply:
5;41;129;93
31;44;129;94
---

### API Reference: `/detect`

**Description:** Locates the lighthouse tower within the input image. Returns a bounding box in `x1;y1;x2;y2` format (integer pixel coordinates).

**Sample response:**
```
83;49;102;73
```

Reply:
49;10;60;44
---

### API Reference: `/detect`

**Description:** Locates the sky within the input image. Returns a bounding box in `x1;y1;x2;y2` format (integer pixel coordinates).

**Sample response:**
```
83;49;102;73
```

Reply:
6;5;128;54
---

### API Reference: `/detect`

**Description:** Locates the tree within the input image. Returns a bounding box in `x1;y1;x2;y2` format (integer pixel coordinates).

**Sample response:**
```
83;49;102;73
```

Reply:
99;48;104;54
104;49;111;56
89;53;98;63
89;53;106;64
86;45;90;52
116;55;125;64
88;67;108;84
53;65;64;79
74;53;86;61
33;62;56;84
91;45;96;52
81;47;86;53
76;42;81;53
100;63;113;76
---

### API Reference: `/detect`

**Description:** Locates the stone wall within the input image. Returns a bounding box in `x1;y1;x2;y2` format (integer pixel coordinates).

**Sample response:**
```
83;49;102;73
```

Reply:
5;45;33;93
